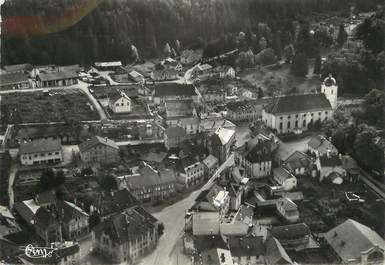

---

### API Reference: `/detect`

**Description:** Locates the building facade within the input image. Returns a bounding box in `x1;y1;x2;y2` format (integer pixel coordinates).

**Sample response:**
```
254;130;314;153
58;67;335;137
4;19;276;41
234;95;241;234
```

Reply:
235;134;272;178
263;93;334;134
92;206;158;264
79;136;120;164
108;92;132;113
19;139;62;166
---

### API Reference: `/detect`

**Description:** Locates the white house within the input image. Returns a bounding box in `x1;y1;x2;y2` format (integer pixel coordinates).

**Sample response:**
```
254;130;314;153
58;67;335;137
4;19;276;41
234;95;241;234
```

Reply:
276;197;300;223
235;134;272;178
19;139;62;166
273;167;297;191
176;155;205;187
108;91;132;114
316;153;346;183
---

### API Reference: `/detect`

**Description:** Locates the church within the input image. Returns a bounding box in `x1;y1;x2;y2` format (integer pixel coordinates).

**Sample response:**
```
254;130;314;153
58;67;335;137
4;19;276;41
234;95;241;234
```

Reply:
262;75;338;134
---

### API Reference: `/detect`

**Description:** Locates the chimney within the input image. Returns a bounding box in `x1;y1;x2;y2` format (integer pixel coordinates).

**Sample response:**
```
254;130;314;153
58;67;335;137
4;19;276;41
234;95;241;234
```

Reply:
105;137;108;142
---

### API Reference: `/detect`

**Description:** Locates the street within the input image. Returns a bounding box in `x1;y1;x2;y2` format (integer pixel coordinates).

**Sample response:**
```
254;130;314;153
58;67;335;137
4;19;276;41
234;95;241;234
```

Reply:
139;153;234;265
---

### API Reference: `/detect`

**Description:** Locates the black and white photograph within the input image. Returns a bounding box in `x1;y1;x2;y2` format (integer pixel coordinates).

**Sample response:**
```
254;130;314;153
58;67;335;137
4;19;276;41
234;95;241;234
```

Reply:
0;0;384;264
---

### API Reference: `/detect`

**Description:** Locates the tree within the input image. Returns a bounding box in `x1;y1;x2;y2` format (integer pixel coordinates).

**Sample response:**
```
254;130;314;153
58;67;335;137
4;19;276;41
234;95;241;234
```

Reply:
259;37;267;50
291;52;308;77
89;212;101;229
100;175;117;191
313;54;322;75
55;170;66;186
40;169;56;190
158;222;165;236
163;43;171;58
175;39;181;54
40;169;66;191
237;49;255;68
283;44;295;63
258;87;264;98
255;48;276;65
336;23;348;48
354;127;383;170
130;45;139;62
356;16;385;53
360;89;385;126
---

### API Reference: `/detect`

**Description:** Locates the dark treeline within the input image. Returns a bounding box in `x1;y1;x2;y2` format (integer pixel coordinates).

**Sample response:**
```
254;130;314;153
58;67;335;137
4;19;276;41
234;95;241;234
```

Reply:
1;0;383;65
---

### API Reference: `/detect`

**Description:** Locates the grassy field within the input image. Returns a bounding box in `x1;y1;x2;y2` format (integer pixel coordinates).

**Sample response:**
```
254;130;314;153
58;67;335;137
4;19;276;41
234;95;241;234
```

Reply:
1;89;99;124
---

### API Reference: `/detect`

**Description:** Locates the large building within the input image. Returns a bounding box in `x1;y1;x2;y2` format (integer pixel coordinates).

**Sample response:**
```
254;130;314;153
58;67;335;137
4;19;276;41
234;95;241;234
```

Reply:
263;76;337;134
235;134;273;178
175;155;205;187
92;206;159;264
116;164;177;202
19;139;62;166
263;94;333;134
79;136;120;164
153;83;199;105
36;71;78;87
324;219;384;265
208;127;236;164
0;73;32;90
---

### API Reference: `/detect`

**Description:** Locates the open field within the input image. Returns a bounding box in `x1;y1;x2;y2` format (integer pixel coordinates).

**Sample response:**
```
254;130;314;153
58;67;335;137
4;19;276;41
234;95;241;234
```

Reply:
0;88;99;124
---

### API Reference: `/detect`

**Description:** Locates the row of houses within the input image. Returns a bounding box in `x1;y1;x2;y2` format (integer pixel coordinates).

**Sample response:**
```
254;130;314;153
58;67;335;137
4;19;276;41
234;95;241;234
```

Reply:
0;63;80;90
2;187;161;265
18;135;120;166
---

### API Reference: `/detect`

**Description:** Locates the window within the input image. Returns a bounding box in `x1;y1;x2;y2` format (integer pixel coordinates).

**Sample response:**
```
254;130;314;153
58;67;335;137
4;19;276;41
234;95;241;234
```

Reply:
311;113;314;116
48;152;52;155
115;103;119;106
303;120;306;127
295;121;298;128
318;112;321;116
295;114;299;118
325;111;328;116
34;154;38;158
279;123;283;130
287;122;291;129
280;116;283;120
55;152;59;155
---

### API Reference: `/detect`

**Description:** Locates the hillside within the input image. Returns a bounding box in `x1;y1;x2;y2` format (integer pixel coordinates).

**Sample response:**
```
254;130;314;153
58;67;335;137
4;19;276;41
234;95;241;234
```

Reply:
1;0;383;65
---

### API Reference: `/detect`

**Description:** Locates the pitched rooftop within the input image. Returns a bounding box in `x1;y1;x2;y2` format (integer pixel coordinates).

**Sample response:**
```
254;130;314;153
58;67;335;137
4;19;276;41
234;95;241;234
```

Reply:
79;136;119;153
19;139;61;155
324;219;385;263
154;83;197;97
264;93;332;115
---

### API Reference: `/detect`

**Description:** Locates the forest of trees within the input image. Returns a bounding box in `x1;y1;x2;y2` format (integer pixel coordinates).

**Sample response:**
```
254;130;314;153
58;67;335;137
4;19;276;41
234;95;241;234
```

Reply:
1;0;384;65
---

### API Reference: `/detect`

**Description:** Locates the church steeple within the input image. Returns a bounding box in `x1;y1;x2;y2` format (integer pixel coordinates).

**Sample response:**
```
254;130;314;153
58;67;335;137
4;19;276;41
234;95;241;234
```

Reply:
321;74;338;109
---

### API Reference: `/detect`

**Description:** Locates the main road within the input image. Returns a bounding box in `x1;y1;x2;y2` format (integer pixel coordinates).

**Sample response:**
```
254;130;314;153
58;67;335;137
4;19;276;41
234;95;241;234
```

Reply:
140;153;234;265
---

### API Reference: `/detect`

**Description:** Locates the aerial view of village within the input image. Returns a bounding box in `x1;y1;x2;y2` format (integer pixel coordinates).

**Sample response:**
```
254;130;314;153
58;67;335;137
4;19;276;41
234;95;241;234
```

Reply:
0;0;384;264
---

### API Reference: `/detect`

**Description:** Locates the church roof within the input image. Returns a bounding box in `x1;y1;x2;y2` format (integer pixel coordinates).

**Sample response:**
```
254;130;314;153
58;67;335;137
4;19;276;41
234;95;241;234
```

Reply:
264;93;332;115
